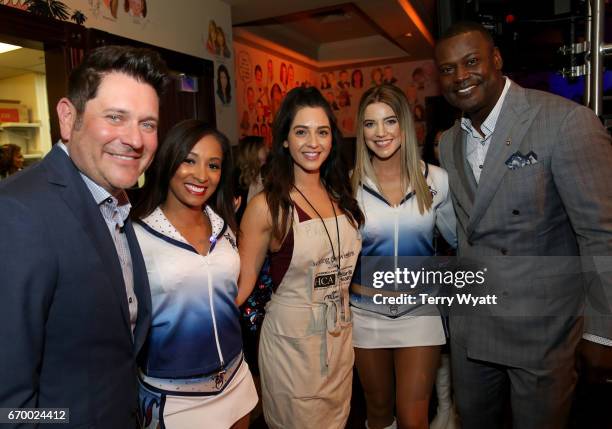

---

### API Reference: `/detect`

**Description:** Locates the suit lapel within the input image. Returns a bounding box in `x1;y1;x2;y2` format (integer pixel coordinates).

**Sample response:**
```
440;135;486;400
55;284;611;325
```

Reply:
46;146;132;336
466;83;540;237
124;219;151;354
448;124;476;214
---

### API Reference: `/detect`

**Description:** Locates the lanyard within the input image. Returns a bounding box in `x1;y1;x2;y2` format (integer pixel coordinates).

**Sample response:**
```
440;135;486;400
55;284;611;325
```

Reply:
292;185;341;272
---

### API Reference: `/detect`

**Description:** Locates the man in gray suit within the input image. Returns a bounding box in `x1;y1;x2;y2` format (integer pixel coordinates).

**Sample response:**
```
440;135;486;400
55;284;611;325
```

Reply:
434;21;612;428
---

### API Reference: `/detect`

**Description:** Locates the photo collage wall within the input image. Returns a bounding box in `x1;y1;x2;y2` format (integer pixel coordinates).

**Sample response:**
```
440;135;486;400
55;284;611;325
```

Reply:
234;41;316;145
234;41;441;147
319;60;440;143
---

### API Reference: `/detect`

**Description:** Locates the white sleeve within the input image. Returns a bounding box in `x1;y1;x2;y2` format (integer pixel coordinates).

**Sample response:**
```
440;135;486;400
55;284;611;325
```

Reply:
432;166;457;249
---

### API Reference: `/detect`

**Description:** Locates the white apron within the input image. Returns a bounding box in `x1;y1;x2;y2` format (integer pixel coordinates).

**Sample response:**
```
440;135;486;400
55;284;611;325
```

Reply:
259;208;361;429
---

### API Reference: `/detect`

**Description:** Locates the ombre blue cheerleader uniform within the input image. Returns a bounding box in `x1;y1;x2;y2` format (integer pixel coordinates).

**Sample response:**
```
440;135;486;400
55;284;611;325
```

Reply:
350;164;457;348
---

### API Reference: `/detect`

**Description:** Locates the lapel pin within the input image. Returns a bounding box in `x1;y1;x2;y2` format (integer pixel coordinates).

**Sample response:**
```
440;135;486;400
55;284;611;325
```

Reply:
505;139;511;146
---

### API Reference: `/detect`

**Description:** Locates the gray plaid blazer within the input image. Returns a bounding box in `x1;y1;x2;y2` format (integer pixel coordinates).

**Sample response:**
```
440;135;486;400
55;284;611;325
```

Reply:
440;82;612;368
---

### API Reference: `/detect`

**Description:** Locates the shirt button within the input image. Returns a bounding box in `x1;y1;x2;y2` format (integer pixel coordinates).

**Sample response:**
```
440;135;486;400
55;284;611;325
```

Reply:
512;209;520;215
128;297;133;303
478;165;483;169
105;197;113;204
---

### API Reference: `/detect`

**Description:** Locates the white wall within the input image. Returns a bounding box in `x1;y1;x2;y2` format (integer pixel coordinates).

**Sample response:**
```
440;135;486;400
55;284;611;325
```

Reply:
0;73;51;153
62;0;238;142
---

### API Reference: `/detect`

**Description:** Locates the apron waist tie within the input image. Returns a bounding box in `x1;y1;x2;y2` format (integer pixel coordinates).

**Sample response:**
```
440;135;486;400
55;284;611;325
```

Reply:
269;294;351;367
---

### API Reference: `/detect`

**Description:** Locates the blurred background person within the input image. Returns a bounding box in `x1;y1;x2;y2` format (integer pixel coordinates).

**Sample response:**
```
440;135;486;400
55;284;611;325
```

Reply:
233;135;268;223
0;144;24;178
232;136;272;407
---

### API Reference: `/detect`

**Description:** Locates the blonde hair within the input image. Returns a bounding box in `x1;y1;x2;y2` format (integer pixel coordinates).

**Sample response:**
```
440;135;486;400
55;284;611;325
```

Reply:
352;84;432;214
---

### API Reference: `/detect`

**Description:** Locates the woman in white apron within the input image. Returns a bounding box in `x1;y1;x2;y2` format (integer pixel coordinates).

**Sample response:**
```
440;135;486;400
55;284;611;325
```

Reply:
237;87;364;429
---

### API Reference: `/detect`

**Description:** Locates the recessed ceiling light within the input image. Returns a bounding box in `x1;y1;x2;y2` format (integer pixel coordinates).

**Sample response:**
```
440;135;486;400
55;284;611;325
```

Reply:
0;42;22;54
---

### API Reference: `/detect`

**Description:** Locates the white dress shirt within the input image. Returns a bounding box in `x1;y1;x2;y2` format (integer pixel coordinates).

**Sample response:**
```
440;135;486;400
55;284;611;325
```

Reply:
460;77;512;183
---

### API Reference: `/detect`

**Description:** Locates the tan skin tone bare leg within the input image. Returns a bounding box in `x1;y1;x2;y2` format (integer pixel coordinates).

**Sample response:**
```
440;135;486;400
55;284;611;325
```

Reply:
394;346;441;429
355;348;396;429
356;345;441;429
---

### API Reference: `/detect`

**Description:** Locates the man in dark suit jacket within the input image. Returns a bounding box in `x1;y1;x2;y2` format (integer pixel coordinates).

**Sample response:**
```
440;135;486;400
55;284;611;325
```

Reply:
0;46;168;428
434;22;612;429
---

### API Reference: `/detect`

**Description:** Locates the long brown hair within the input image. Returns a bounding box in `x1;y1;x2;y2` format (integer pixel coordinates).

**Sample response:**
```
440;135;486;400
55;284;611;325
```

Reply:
264;86;363;240
352;84;432;213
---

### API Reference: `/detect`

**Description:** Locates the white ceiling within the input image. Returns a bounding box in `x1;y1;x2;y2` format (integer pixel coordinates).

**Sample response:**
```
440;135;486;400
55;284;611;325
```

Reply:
225;0;437;69
0;47;45;80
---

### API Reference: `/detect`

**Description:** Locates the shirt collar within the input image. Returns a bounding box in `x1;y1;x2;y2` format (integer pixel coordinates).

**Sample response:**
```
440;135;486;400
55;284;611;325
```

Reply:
460;77;512;139
57;141;131;223
141;205;225;245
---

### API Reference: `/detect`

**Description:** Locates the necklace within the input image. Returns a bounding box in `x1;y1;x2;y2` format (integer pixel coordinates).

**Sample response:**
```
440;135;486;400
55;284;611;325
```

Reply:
292;185;341;272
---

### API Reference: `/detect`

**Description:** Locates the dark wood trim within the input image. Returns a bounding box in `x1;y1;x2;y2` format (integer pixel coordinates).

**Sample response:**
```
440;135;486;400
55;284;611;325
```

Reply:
235;2;357;27
234;32;415;74
85;30;215;77
0;4;85;47
233;35;317;71
348;3;407;53
234;2;408;55
318;56;415;72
